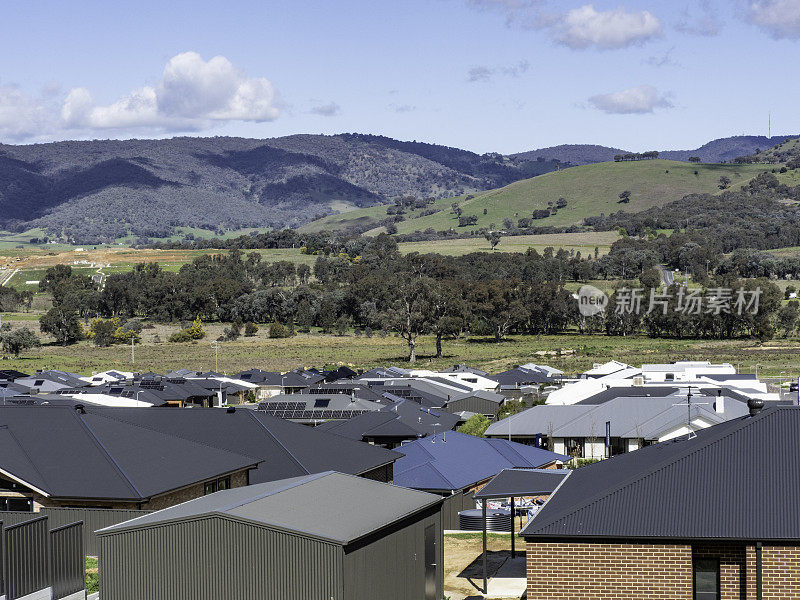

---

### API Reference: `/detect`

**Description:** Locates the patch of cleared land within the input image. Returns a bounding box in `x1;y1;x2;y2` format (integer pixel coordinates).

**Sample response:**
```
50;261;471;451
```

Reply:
398;231;620;257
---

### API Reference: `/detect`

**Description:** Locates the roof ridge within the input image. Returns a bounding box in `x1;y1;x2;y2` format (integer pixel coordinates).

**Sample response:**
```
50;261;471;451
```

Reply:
245;411;311;475
216;471;331;513
0;425;53;494
70;409;144;499
526;410;768;535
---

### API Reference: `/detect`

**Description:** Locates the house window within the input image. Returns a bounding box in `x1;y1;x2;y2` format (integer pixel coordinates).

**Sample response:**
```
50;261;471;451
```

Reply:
694;558;719;600
217;477;231;491
665;373;675;381
204;482;217;495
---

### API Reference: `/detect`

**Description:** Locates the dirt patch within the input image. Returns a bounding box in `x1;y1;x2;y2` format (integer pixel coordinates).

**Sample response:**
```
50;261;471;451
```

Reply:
445;533;520;599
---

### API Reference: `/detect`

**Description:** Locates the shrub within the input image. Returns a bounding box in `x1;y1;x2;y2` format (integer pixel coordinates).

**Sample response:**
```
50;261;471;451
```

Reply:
244;322;259;337
169;317;205;343
268;322;292;338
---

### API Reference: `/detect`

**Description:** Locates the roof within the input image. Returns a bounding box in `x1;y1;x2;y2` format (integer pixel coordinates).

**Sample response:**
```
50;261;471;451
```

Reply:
474;468;569;499
490;367;554;386
393;431;569;492
99;471;442;545
522;406;800;541
445;389;506;406
256;393;391;422
485;394;749;439
316;399;461;441
0;406;259;501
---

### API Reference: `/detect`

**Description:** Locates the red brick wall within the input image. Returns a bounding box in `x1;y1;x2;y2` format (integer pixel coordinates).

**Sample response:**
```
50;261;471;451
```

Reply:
526;542;693;600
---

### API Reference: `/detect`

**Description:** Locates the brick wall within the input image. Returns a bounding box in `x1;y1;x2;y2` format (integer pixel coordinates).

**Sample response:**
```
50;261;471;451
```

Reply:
746;544;800;599
143;469;249;510
528;541;800;600
526;542;693;600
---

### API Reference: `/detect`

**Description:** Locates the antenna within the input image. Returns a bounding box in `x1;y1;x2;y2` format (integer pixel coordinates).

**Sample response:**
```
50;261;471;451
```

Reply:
671;386;709;440
769;111;771;138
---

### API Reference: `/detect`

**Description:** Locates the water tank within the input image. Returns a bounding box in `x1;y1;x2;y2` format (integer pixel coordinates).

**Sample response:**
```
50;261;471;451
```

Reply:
458;508;512;531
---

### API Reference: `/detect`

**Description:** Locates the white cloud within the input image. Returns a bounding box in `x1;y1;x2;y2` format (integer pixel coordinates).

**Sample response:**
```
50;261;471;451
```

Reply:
555;5;662;49
463;1;662;50
748;0;800;39
62;52;280;131
0;85;51;141
588;85;673;114
310;102;341;117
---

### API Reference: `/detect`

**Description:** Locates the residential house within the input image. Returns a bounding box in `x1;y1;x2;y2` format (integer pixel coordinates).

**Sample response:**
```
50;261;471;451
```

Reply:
523;402;800;600
485;390;750;458
316;398;461;448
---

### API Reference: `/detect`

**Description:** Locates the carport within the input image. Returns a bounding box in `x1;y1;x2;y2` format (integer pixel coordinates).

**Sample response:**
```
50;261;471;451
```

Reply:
473;468;569;594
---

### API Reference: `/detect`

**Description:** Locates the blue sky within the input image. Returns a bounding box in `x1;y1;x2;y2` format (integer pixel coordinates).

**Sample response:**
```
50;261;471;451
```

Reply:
1;0;799;152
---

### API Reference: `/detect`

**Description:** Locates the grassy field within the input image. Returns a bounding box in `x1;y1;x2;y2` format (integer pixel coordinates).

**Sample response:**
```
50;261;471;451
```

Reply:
297;160;773;236
398;231;620;257
2;316;800;379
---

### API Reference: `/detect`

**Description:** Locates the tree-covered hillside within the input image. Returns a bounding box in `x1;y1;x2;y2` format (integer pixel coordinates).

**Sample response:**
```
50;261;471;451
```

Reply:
0;135;560;243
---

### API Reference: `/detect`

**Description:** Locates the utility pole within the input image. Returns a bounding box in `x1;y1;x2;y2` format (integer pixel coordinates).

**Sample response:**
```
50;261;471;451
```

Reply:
211;342;220;372
131;337;135;365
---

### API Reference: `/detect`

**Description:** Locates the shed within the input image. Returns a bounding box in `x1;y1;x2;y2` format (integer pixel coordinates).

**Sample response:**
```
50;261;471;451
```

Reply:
97;471;444;600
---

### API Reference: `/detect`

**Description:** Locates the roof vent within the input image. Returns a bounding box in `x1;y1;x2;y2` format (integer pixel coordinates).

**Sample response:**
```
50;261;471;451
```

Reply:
226;406;236;414
747;398;764;417
75;404;86;414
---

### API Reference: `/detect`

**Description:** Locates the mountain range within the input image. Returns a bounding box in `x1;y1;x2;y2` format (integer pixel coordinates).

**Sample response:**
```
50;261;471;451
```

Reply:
0;133;795;242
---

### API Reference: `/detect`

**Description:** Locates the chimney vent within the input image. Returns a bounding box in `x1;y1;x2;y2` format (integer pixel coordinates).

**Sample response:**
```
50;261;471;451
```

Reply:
75;404;86;414
747;398;764;417
226;406;236;414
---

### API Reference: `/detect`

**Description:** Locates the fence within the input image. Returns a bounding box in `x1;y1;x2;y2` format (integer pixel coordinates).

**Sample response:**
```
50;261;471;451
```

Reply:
0;507;152;556
2;516;50;600
0;516;86;600
441;491;476;530
50;522;85;600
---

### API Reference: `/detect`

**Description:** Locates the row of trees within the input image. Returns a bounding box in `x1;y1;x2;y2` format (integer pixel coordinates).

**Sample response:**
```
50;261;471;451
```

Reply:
33;232;788;360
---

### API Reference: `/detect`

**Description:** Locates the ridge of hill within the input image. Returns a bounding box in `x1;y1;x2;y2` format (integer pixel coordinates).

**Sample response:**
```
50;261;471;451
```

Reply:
511;135;798;168
303;159;773;235
0;134;560;244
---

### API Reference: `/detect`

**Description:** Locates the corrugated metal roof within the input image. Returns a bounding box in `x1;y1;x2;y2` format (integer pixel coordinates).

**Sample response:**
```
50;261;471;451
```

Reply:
98;471;442;545
522;407;800;541
393;432;569;492
474;469;569;499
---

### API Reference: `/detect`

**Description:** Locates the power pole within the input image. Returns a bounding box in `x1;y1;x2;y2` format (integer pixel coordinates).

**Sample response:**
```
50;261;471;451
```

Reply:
131;337;135;365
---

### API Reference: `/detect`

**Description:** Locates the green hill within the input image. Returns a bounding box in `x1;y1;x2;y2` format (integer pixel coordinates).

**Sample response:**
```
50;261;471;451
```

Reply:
303;159;772;235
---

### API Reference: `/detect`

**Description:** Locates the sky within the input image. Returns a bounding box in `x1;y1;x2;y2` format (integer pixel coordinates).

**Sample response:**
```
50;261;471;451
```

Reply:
1;0;799;153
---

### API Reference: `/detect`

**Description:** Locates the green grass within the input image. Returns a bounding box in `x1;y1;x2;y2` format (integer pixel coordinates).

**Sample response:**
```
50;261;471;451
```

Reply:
397;231;620;257
298;160;773;236
3;319;800;379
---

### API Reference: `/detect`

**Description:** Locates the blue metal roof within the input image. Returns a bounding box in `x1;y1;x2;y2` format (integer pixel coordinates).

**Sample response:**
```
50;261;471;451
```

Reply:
393;431;569;492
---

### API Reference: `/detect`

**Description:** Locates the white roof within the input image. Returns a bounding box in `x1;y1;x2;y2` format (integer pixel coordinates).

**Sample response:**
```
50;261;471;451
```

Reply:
584;360;631;376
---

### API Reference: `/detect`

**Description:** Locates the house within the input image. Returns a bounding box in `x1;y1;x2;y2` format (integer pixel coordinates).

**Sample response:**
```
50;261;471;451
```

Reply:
393;431;569;528
522;402;800;600
0;405;401;511
485;390;750;458
490;364;562;389
442;389;507;420
0;405;259;511
0;369;29;382
255;392;393;425
547;361;777;405
13;370;90;393
98;471;444;600
234;368;323;398
81;370;134;386
316;398;461;448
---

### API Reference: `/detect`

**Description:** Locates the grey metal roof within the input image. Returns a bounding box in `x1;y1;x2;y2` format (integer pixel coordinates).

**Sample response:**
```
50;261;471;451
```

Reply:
445;389;506;406
522;406;800;541
0;405;259;501
485;394;749;439
474;469;569;499
98;471;442;545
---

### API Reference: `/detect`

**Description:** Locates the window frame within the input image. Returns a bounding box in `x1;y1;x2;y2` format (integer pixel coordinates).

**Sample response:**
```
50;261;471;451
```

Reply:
693;557;720;600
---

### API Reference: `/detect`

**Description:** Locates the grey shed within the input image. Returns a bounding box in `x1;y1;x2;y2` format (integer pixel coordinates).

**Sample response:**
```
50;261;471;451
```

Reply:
97;471;444;600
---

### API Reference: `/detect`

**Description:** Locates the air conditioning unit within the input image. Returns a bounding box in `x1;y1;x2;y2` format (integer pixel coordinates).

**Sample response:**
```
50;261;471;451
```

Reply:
632;376;644;386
